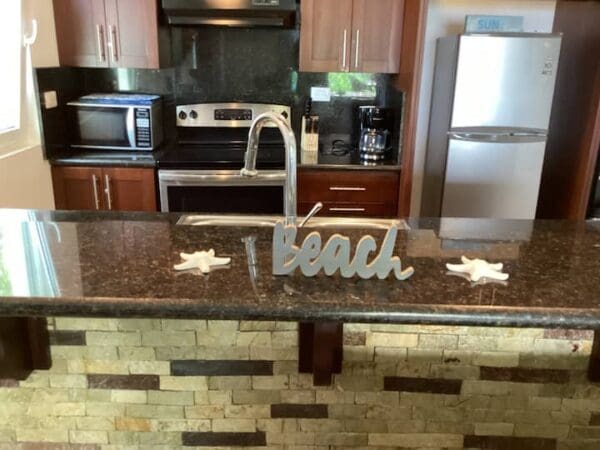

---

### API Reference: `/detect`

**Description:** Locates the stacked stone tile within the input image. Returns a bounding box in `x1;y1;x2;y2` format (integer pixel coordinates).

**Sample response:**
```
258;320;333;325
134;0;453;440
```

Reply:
0;318;597;449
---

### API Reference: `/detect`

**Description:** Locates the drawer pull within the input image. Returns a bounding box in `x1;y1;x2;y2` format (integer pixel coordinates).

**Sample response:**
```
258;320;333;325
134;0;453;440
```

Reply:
329;207;366;212
329;186;366;192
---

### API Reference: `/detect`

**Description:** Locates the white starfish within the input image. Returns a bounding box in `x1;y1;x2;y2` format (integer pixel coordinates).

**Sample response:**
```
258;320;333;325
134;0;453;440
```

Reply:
446;256;509;282
174;250;231;274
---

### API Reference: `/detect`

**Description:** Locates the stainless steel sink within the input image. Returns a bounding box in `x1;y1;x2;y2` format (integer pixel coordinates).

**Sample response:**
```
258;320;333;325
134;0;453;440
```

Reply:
176;214;410;230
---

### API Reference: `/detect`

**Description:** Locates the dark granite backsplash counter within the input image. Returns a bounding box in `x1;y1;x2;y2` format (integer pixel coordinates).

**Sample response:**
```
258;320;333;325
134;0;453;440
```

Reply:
1;210;600;329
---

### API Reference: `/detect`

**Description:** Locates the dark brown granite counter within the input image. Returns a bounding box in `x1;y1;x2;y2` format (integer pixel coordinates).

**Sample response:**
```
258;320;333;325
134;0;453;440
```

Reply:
1;210;600;329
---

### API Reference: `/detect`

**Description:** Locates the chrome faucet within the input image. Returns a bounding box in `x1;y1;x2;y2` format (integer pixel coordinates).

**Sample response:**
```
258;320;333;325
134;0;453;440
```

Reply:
241;112;297;226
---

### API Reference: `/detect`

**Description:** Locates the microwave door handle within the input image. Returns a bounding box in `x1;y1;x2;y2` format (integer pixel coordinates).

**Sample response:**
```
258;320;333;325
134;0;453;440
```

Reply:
126;108;136;148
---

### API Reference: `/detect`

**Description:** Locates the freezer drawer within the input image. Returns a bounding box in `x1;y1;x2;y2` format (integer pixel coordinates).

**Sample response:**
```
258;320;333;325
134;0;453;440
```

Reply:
441;138;546;219
451;34;561;131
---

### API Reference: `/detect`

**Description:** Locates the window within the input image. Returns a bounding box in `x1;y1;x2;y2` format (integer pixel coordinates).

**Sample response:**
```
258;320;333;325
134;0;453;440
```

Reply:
0;0;22;135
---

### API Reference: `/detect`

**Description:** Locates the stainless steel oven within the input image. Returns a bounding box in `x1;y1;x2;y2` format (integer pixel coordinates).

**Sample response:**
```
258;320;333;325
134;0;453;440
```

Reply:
67;93;163;151
157;102;291;213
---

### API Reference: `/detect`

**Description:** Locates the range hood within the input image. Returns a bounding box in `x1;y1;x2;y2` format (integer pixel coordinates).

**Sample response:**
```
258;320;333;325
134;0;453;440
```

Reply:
162;0;296;28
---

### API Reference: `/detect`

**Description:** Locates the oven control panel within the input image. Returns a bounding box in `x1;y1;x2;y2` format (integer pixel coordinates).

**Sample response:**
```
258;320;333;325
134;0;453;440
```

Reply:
176;103;291;128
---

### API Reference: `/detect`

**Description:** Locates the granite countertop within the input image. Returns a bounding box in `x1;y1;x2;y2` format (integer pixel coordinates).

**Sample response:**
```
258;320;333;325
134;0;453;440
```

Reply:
1;209;600;329
298;151;402;171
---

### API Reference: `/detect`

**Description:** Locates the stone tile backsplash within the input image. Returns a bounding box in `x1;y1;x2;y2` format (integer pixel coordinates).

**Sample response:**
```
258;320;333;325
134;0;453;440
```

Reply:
0;319;598;449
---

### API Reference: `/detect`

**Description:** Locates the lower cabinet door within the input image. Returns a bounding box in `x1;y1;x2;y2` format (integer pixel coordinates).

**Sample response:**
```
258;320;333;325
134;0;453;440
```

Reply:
102;167;157;212
52;166;104;210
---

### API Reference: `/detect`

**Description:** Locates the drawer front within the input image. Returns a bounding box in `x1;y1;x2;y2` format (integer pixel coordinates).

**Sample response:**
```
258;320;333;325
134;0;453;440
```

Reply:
299;201;397;218
298;170;400;205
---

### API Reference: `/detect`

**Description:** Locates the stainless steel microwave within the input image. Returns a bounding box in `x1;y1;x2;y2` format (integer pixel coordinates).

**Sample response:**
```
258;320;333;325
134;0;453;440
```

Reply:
67;93;163;151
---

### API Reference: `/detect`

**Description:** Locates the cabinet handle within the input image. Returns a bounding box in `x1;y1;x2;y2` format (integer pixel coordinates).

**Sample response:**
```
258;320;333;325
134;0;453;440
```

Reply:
96;24;106;62
342;29;348;72
92;174;100;210
329;186;366;192
355;29;360;69
109;25;119;63
104;175;113;210
329;207;366;212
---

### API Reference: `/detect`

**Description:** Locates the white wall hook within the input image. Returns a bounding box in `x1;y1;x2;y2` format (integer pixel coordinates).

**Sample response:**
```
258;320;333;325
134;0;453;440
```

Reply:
23;19;38;47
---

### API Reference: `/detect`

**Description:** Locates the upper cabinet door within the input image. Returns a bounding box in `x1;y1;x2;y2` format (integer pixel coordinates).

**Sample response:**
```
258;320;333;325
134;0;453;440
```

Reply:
53;0;109;67
299;0;354;72
351;0;404;73
104;0;160;69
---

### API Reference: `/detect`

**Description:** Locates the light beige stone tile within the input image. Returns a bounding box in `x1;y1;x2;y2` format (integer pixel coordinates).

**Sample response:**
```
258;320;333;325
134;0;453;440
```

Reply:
52;346;119;361
0;429;15;443
137;431;181;445
16;428;68;443
125;404;184;419
355;391;399;406
207;320;239;331
150;418;210;432
271;331;298;348
236;331;272;347
110;390;147;404
148;390;194;406
529;396;562;411
273;361;298;375
250;346;298;361
69;389;111;402
208;376;251;390
30;388;70;403
161;319;207;331
196;329;236;346
424;420;472;434
504;409;554;424
374;346;407;362
17;372;49;388
442;350;473;365
461;380;511;396
128;360;170;375
197;346;250;360
299;419;344;432
0;388;34;402
51;402;86;417
333;375;384;391
458;335;498;351
328;404;368;419
368;332;418;348
49;374;88;389
232;390;281;404
563;398;599;411
368;432;463;447
280;390;315;404
474;422;514;436
72;360;130;375
75;416;115;431
430;364;480;380
86;402;126;417
418;334;458;350
407;348;444;364
116;319;161;331
343;419;387;433
206;390;232;405
56;318;118;331
69;430;108;444
315;391;355;404
211;418;256;432
185;405;225;419
141;331;195;347
118;347;156;361
86;331;141;346
252;375;289;390
160;376;208;391
315;432;368;446
515;423;570;438
267;432;315;445
224;405;270;418
496;337;536;352
472;351;520;367
344;346;374;362
154;346;198;360
108;430;140;445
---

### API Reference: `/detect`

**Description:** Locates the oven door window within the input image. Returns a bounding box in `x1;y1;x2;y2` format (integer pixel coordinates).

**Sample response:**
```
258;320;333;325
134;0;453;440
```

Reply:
165;186;284;214
74;107;132;148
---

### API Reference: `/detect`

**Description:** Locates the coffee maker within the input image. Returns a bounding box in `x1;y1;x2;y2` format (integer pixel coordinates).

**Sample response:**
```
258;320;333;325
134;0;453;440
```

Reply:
357;106;394;163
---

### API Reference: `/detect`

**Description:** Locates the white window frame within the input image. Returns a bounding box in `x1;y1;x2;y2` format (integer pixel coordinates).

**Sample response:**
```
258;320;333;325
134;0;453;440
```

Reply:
0;0;39;157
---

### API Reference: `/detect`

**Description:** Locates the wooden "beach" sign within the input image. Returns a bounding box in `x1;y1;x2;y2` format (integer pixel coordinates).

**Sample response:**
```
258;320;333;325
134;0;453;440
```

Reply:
272;222;414;280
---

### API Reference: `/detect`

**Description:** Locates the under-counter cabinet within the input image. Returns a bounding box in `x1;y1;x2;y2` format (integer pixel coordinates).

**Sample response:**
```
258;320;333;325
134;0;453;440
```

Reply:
52;166;157;212
53;0;159;68
299;0;404;73
298;169;400;217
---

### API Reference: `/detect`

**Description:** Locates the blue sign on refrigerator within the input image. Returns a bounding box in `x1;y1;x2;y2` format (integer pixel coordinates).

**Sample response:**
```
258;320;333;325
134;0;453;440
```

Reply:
465;15;524;33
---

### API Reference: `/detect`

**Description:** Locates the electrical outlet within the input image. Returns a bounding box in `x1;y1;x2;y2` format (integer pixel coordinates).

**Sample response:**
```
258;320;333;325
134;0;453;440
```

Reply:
43;91;58;109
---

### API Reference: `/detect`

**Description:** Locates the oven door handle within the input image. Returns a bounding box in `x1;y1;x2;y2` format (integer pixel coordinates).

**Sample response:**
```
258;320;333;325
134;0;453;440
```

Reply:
158;170;287;186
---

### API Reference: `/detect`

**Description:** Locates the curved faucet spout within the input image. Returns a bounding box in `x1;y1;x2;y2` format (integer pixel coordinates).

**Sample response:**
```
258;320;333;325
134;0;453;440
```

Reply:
241;112;298;226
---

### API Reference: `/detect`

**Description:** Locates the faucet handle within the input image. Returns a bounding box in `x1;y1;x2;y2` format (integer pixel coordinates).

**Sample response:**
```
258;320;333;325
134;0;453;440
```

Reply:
299;202;323;228
240;167;258;177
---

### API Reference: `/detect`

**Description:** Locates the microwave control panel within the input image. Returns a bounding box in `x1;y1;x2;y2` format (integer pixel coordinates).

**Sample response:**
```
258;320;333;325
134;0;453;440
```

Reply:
135;108;152;147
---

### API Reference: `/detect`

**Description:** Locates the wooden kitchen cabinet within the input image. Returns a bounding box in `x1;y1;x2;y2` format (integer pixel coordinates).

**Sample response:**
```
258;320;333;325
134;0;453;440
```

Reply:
52;166;157;212
53;0;159;69
297;169;400;217
299;0;404;73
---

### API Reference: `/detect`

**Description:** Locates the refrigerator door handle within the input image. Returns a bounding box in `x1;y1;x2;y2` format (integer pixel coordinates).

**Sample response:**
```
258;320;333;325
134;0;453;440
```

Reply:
448;131;547;144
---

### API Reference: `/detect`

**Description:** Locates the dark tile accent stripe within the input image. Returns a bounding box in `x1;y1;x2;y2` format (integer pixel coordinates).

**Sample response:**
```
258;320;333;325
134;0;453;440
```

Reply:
171;360;273;376
480;366;570;384
463;435;556;450
271;404;328;418
383;376;462;394
543;329;594;340
182;432;266;447
590;413;600;426
49;330;86;346
88;374;159;390
0;379;19;388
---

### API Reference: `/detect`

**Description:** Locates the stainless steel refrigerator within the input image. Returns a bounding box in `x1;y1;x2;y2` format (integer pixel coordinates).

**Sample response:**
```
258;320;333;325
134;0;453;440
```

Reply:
421;33;562;219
